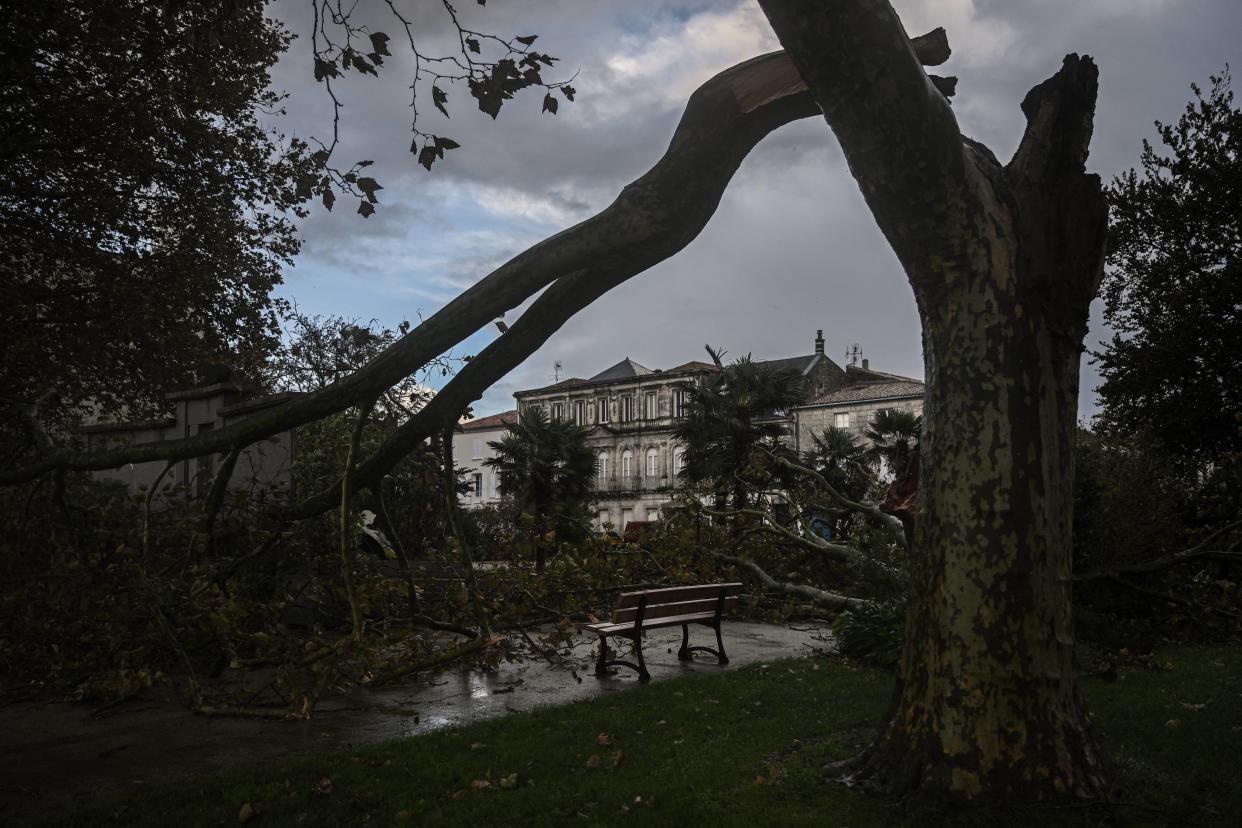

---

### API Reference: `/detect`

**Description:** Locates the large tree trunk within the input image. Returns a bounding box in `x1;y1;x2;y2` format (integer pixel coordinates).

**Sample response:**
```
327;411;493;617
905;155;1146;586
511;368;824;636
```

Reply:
760;0;1110;803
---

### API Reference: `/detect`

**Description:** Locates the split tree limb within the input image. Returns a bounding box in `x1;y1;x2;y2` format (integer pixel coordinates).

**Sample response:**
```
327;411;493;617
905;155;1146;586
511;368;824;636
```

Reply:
714;551;875;612
4;28;954;494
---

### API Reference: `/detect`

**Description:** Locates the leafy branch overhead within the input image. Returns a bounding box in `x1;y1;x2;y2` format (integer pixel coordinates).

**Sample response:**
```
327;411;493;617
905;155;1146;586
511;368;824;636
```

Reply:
305;0;579;216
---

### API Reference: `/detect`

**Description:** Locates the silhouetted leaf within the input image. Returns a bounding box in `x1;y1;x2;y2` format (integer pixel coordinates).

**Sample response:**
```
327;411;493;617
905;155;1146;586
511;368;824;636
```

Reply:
466;37;480;54
357;200;375;217
516;35;537;46
357;177;382;203
418;144;438;171
542;93;558;115
369;32;390;56
561;85;576;102
322;188;335;211
436;137;461;151
432;85;449;117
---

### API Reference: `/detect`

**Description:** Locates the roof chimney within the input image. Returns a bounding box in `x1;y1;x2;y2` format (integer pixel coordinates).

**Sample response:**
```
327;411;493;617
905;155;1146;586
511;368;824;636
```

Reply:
862;358;870;371
814;330;824;356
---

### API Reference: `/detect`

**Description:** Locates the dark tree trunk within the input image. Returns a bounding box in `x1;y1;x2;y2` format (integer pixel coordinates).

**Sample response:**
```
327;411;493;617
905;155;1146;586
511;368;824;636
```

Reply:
760;0;1111;803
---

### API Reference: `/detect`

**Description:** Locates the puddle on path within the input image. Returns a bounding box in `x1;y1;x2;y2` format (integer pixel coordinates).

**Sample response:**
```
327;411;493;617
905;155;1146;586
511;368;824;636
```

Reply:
0;622;832;824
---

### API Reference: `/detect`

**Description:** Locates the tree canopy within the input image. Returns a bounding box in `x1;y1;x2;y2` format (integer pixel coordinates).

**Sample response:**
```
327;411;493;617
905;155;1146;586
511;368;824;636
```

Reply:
0;0;308;439
1096;69;1241;477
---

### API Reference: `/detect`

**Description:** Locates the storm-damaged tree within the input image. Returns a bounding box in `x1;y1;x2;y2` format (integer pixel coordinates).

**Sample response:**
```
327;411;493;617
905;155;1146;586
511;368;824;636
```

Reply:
5;0;1120;805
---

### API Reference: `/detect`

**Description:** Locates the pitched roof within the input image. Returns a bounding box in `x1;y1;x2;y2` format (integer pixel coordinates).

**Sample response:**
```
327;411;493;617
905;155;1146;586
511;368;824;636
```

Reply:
589;357;652;382
802;379;925;407
459;409;517;431
756;354;821;375
665;360;719;374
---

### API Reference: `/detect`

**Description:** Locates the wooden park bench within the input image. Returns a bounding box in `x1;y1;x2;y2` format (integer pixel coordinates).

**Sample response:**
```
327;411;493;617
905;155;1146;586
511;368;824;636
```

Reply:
588;582;744;682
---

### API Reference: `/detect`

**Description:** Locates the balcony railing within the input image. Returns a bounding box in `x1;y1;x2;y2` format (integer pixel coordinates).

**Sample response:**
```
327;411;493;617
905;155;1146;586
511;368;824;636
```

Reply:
593;474;672;493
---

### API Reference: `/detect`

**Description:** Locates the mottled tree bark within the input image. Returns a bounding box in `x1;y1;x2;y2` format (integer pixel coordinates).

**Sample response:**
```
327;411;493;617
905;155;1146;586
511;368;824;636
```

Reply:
760;0;1109;803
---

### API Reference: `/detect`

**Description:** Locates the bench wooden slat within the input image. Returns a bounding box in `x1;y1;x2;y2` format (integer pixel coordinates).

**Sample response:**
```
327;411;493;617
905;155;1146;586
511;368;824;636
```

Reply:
612;595;738;624
613;582;743;609
589;610;721;636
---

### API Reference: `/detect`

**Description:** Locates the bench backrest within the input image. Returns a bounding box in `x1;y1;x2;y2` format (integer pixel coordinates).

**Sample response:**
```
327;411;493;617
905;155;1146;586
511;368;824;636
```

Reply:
611;582;744;624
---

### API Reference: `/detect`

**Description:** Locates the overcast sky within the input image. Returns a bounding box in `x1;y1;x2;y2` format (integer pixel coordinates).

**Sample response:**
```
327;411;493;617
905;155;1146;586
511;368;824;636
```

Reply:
264;0;1240;419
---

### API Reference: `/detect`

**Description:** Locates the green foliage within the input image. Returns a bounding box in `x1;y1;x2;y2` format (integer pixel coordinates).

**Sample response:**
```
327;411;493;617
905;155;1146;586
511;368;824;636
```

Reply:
484;408;596;567
1072;428;1188;572
863;409;921;472
674;353;805;511
1097;69;1241;479
833;601;905;669
0;0;309;441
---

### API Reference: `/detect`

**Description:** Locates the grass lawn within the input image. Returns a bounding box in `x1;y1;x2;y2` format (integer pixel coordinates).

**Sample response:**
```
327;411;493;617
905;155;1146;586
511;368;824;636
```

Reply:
53;645;1242;827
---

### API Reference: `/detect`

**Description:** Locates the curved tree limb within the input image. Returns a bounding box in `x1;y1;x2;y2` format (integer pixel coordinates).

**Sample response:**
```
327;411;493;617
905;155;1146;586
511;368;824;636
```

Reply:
764;448;904;533
714;551;874;612
700;502;859;561
4;29;953;490
1075;519;1242;581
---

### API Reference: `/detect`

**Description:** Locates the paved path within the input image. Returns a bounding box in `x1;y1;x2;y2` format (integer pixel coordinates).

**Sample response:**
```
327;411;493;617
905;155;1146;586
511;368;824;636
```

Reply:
0;622;832;824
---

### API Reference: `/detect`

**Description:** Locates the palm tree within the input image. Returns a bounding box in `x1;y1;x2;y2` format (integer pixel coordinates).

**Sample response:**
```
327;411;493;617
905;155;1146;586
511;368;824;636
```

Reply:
673;352;805;519
483;407;595;571
803;426;875;539
864;408;922;474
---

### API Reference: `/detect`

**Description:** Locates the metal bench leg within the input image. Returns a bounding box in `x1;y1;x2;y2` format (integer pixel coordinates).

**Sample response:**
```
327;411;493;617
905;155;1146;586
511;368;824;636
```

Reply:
633;635;651;682
714;622;729;665
678;624;691;661
595;637;609;677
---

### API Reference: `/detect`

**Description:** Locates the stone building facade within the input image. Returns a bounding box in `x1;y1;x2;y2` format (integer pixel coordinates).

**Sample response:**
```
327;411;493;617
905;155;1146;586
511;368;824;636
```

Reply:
83;383;298;500
791;361;925;453
452;409;517;509
508;331;908;532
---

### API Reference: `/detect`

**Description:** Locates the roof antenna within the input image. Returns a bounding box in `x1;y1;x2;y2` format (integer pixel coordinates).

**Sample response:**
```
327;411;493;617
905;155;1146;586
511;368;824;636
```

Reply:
845;343;862;367
553;360;562;382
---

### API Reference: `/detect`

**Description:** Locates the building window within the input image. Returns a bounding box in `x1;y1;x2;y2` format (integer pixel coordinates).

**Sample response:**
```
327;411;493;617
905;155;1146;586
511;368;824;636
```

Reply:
575;400;586;425
673;389;687;419
552;401;564;421
597;397;609;424
621;450;633;478
643;391;658;420
835;412;851;429
674;448;686;475
597;451;609;480
473;473;483;497
646;447;659;477
471;438;482;459
620;394;634;422
598;509;610;530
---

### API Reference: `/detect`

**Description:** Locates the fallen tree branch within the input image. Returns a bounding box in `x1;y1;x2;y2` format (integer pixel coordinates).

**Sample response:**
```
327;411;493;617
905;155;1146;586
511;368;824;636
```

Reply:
367;633;504;687
1075;520;1242;581
4;28;954;497
714;551;875;612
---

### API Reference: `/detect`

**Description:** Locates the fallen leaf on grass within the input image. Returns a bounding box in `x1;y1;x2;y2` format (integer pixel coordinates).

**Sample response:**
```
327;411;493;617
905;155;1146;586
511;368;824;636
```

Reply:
499;773;518;789
471;779;491;790
314;776;332;795
470;742;486;750
596;732;610;746
611;750;624;771
585;755;601;769
452;789;469;800
238;801;260;823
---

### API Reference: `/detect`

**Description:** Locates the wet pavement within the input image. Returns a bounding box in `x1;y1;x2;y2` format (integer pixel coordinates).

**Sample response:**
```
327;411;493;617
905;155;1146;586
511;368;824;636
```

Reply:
0;622;832;824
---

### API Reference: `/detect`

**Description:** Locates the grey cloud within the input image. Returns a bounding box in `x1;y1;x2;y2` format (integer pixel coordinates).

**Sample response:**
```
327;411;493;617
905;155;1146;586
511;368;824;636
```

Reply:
265;1;1240;423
